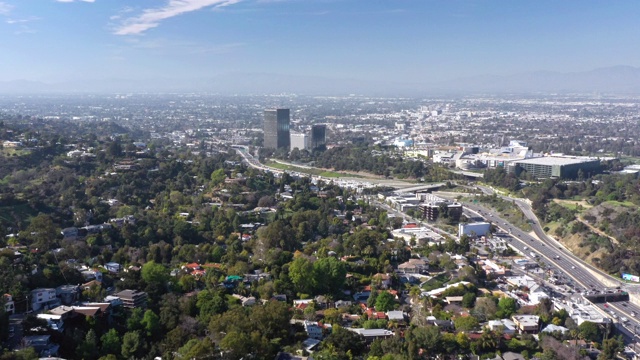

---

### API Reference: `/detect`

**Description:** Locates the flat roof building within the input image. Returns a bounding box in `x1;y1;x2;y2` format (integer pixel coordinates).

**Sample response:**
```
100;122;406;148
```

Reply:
115;289;148;309
509;157;601;179
264;109;290;150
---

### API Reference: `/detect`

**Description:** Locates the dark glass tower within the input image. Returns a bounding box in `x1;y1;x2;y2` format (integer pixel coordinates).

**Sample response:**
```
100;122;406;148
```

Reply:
309;124;326;150
264;109;290;149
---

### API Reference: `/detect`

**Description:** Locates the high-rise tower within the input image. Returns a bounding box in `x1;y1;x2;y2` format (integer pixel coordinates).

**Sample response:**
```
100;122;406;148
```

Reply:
309;124;326;150
264;109;290;150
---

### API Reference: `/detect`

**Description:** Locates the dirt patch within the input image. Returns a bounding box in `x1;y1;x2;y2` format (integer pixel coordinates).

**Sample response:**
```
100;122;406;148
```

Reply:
557;232;610;267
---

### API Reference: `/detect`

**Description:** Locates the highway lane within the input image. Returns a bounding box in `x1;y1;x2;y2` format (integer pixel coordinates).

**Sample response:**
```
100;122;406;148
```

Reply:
462;202;602;290
473;185;623;288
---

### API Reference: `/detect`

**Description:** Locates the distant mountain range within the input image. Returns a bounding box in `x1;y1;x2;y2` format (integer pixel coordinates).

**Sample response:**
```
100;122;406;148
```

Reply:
1;65;639;95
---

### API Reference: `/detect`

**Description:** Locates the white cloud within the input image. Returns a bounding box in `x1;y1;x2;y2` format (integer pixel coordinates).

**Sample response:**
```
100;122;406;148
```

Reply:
6;16;40;24
0;2;13;15
113;0;242;35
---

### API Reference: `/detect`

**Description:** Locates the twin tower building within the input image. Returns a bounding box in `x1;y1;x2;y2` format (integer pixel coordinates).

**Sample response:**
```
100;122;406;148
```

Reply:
263;108;326;151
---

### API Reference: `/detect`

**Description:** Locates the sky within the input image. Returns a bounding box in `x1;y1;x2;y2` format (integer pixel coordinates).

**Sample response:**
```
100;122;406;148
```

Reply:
0;0;639;85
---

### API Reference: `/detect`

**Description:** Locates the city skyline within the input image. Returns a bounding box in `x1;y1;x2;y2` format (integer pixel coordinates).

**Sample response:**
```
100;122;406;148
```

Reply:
0;0;639;92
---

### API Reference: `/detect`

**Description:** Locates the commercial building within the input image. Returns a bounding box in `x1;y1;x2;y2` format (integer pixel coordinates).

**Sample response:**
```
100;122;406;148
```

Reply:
512;315;540;334
263;108;290;150
418;194;462;222
509;156;601;179
290;133;308;151
309;124;326;150
458;222;491;238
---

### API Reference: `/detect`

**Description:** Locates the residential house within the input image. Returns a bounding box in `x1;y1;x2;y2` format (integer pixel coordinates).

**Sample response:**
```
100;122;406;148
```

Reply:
334;300;352;308
304;321;324;340
372;273;392;289
397;258;429;274
56;285;80;305
109;215;136;227
426;317;455;331
512;315;540;334
23;335;59;357
183;263;206;278
386;311;406;324
104;262;122;273
81;270;103;282
37;313;65;332
445;296;464;305
541;324;569;335
500;352;526;360
347;328;394;343
61;227;79;240
232;294;256;307
30;288;61;312
487;319;517;335
293;299;314;311
115;289;148;309
4;294;15;314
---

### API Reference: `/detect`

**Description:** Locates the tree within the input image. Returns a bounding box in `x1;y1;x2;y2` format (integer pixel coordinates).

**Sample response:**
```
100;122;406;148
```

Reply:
578;321;601;343
141;309;160;337
407;326;442;356
220;331;252;360
497;297;517;318
78;329;99;360
462;292;477;308
313;257;347;295
473;297;497;321
375;291;396;312
100;329;121;355
210;168;226;186
454;315;480;331
121;331;144;359
141;261;169;287
322;326;367;357
598;336;624;360
177;338;216;359
288;257;314;294
25;213;59;251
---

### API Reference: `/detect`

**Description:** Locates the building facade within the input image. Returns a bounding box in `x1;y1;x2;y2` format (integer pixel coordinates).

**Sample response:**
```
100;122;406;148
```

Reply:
510;157;601;179
264;109;290;150
290;133;308;150
309;124;326;150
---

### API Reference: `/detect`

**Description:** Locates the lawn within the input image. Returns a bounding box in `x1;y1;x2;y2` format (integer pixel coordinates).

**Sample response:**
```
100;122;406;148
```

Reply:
553;199;592;212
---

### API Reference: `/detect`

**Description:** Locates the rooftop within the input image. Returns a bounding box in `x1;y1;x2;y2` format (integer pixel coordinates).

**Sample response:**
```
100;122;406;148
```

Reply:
514;156;599;166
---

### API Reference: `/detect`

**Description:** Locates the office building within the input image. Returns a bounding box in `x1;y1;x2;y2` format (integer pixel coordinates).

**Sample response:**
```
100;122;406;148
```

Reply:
509;157;601;179
309;124;326;150
264;109;290;150
290;133;308;151
418;194;463;222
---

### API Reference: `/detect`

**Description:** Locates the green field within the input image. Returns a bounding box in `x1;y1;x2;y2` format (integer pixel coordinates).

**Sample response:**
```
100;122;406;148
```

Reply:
603;200;637;208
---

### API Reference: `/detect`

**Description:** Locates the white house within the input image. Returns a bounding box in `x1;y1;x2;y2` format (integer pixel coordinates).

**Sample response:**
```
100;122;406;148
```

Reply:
30;288;60;312
304;321;324;340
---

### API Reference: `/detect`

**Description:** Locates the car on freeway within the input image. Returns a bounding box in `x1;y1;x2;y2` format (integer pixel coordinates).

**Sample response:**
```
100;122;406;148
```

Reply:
571;266;576;269
604;303;609;308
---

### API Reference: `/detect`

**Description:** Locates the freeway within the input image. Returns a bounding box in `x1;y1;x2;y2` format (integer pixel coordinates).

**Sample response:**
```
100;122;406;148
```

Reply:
235;147;640;338
473;185;623;288
459;186;640;338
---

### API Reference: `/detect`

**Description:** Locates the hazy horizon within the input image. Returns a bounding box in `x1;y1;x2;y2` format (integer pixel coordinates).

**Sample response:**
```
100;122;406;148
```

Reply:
0;0;639;90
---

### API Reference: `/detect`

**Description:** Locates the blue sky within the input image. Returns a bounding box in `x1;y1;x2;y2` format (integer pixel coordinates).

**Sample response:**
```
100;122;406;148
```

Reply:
0;0;639;84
